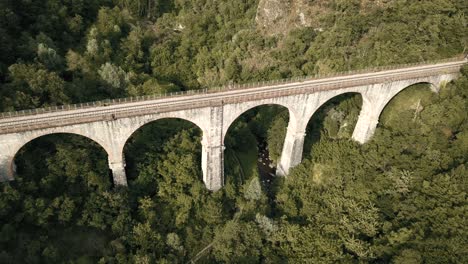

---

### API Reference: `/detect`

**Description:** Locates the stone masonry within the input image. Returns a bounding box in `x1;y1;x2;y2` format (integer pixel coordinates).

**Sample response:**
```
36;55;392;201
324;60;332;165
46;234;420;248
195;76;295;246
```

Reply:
0;59;465;191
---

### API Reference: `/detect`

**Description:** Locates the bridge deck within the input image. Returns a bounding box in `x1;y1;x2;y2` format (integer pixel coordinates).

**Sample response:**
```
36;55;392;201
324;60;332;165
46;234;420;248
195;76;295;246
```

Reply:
0;58;466;134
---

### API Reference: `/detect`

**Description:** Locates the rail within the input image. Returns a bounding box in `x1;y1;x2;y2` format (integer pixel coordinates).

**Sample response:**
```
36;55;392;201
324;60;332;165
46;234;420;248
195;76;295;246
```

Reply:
0;57;466;134
0;55;466;120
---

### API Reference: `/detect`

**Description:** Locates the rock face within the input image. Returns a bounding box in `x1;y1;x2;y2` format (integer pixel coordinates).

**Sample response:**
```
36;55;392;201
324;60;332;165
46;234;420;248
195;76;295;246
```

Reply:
255;0;328;35
255;0;290;29
255;0;396;35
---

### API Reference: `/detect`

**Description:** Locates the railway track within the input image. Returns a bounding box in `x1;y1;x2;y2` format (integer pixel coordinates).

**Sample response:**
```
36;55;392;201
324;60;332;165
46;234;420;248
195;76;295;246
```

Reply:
0;58;466;134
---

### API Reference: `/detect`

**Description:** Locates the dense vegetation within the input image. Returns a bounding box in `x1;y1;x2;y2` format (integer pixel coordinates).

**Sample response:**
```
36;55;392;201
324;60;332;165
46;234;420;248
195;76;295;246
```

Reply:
0;0;467;263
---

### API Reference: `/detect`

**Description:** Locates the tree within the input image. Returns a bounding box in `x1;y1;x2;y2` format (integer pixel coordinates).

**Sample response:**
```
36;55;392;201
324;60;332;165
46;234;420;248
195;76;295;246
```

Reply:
4;63;69;110
116;0;159;19
212;221;263;263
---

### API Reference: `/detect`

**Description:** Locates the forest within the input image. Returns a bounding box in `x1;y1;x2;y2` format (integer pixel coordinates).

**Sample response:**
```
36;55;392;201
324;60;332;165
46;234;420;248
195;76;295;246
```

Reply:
0;0;467;263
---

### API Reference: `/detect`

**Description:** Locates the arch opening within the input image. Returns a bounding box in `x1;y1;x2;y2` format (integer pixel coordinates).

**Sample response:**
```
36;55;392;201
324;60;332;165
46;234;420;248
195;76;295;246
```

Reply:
123;118;204;196
224;104;290;195
303;93;363;159
378;82;440;133
13;133;112;192
3;134;117;262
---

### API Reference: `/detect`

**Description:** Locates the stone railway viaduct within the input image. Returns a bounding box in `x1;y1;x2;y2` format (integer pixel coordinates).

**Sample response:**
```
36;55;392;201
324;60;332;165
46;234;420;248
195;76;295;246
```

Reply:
0;58;466;191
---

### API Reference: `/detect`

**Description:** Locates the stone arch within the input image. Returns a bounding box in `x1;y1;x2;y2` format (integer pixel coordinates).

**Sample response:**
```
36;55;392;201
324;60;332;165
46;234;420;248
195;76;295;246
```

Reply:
6;131;111;182
373;80;445;128
121;116;206;186
397;79;440;96
222;102;297;142
302;92;363;155
304;92;364;129
122;116;206;155
223;102;292;183
373;79;444;125
122;115;209;147
351;75;456;143
122;116;206;163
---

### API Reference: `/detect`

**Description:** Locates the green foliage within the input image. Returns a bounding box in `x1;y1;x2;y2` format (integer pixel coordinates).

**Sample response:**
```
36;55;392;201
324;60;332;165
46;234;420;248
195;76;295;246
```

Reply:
3;63;69;110
274;69;468;263
0;0;467;263
115;0;160;19
212;221;263;263
244;176;262;201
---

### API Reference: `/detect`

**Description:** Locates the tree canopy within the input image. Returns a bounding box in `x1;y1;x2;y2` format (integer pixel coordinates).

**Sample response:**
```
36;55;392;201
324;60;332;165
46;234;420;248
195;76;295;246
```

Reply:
0;0;467;263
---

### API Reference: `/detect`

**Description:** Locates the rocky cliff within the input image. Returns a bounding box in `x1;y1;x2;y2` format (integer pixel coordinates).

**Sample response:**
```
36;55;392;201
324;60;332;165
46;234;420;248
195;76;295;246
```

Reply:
255;0;395;35
255;0;328;35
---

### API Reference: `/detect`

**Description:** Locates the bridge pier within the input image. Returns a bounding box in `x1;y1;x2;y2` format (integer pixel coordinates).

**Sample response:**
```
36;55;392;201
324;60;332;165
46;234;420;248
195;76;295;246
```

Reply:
352;98;381;144
0;155;14;182
0;60;464;191
201;143;224;191
277;127;306;176
109;160;128;186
